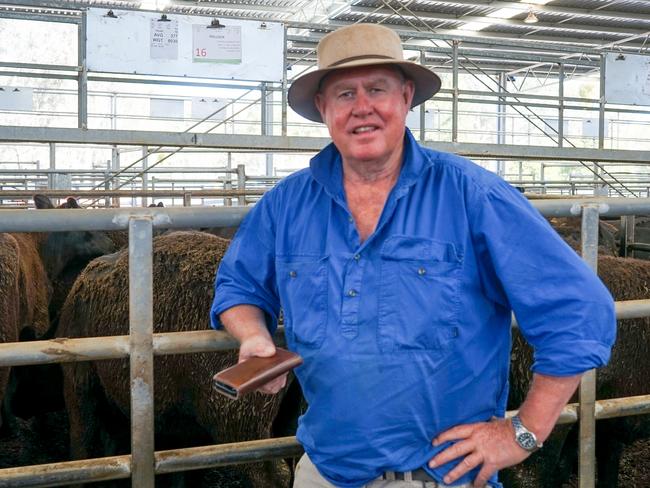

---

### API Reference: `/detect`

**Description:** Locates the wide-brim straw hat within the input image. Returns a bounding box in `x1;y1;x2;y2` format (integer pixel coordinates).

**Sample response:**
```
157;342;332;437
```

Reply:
288;23;442;123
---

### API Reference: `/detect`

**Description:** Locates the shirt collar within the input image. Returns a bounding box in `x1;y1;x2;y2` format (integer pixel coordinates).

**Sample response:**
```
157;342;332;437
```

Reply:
309;128;433;201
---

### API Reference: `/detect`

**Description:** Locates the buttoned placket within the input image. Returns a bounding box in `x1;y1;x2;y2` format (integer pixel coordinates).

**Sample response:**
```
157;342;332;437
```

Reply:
337;183;411;341
340;249;364;339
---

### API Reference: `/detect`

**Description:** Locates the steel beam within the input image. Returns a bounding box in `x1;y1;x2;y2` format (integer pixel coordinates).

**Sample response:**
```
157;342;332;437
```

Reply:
347;6;647;38
0;9;79;23
4;127;650;163
284;21;603;55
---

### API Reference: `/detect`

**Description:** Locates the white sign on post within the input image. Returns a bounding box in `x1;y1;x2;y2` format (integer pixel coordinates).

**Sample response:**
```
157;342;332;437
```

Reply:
605;53;650;106
150;18;179;60
87;9;284;82
192;25;242;64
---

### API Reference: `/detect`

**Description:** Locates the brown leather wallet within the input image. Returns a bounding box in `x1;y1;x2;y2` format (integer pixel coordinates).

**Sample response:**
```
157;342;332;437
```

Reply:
212;348;303;400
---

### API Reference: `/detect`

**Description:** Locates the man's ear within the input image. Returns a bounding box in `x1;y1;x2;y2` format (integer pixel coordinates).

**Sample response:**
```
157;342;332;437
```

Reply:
314;92;327;122
402;79;415;108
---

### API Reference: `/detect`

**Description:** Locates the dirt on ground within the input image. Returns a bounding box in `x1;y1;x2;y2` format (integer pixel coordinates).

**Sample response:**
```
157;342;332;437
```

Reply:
559;437;650;488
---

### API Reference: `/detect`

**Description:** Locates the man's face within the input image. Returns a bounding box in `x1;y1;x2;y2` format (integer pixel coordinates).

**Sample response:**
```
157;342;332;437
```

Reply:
314;66;415;166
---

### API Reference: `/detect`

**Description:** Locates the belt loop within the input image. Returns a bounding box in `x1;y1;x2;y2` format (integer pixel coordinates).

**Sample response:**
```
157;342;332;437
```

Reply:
404;471;413;482
385;471;396;481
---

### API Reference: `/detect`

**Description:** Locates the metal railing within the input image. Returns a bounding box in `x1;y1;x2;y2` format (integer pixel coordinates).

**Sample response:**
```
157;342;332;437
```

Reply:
0;198;649;487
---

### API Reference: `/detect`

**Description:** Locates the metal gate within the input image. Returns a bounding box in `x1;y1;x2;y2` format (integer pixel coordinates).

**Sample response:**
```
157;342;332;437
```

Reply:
0;199;649;487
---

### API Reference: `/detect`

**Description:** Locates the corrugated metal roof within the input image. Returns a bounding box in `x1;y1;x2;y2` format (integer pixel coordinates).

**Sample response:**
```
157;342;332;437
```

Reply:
2;0;649;73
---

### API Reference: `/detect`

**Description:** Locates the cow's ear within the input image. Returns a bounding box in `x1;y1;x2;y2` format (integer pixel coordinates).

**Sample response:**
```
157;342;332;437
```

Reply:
34;194;54;209
66;197;81;208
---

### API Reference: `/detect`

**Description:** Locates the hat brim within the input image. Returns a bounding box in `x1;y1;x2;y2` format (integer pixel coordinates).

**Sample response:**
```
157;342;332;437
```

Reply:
287;59;442;123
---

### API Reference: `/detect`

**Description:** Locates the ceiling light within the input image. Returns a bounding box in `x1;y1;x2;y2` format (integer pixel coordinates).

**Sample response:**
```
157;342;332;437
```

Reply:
524;8;539;24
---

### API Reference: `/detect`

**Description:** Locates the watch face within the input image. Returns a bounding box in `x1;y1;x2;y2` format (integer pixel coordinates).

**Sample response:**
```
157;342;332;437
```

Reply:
518;432;537;450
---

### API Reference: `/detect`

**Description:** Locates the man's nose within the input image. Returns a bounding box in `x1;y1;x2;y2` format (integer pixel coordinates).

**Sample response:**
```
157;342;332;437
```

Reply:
351;90;372;116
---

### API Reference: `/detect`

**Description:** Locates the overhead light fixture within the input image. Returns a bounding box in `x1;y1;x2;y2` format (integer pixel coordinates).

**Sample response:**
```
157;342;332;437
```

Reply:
524;8;539;24
208;19;225;29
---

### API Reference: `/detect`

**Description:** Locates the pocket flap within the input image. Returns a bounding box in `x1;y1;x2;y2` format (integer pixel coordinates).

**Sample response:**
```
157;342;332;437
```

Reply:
380;236;462;263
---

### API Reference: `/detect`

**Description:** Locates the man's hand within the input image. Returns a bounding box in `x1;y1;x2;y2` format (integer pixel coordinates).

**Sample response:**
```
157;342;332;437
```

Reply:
239;334;287;395
428;418;530;488
220;305;288;395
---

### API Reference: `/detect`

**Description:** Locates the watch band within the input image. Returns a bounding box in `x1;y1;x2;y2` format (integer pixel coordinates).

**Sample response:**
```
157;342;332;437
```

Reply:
512;415;543;452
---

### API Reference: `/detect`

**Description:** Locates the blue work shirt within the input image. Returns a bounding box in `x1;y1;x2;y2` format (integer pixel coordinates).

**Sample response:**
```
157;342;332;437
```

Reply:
211;129;616;488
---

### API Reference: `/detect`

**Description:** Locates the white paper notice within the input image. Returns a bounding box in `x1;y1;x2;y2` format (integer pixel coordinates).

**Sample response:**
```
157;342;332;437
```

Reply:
192;25;242;64
150;18;179;60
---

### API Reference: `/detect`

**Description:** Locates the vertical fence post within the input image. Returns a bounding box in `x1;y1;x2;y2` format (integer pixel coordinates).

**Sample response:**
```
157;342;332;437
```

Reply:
281;25;288;137
237;164;246;206
78;11;88;129
419;50;426;143
142;146;149;208
558;63;565;148
129;217;155;488
579;203;600;488
598;55;606;151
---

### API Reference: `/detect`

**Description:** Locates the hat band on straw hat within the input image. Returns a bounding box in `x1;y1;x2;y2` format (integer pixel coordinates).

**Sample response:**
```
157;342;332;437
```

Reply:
328;54;395;68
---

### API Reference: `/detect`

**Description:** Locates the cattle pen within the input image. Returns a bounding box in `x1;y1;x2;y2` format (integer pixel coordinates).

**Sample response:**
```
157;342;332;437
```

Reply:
0;197;646;488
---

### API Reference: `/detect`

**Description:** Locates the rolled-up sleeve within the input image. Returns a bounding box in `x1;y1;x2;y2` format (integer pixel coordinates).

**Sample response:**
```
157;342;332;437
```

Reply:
210;190;281;334
469;180;616;376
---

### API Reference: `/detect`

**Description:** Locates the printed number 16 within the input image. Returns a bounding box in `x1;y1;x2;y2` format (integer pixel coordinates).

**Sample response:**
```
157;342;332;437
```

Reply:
195;48;207;57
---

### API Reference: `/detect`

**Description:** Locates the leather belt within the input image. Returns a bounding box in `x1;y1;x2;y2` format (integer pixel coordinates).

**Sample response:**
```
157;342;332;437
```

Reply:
381;469;473;487
381;468;435;481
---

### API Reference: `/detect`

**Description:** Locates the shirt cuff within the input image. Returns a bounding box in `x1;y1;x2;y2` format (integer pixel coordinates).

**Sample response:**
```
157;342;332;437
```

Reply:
210;296;279;335
532;340;613;376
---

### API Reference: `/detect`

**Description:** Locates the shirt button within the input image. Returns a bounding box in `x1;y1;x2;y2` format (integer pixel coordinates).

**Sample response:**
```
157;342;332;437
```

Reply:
417;267;426;276
347;289;357;297
348;216;354;223
289;270;297;278
353;254;361;261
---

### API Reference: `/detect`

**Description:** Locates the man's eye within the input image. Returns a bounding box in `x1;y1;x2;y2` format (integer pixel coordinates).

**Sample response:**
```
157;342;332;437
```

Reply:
338;91;353;99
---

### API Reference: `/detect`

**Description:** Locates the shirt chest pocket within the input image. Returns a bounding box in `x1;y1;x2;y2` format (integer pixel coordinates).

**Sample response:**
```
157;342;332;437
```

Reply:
276;255;328;349
378;237;462;353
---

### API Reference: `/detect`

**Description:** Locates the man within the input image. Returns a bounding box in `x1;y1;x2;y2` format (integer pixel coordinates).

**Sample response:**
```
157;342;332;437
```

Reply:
210;23;616;488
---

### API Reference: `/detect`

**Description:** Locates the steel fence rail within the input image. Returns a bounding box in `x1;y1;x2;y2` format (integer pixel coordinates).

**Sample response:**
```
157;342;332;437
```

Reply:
0;189;265;199
2;393;650;488
0;198;649;233
0;329;286;367
0;206;250;232
0;437;304;488
0;293;645;366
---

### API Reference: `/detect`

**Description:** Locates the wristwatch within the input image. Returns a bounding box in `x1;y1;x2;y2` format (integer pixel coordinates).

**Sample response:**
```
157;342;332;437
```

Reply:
511;415;543;452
